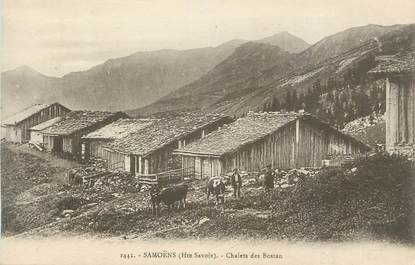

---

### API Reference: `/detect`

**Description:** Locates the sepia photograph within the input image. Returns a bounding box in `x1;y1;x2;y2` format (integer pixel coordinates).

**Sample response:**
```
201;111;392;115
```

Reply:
0;0;414;264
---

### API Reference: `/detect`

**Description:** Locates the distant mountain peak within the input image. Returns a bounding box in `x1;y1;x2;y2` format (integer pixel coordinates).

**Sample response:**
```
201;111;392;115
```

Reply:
8;65;39;74
217;39;246;48
255;32;310;53
270;31;294;37
2;65;52;79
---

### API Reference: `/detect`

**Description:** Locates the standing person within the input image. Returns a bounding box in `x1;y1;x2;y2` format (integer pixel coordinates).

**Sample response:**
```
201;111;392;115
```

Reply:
149;184;161;215
264;164;275;193
231;168;242;199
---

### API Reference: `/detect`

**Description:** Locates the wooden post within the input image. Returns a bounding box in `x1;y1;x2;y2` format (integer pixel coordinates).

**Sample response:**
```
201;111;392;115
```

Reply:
386;78;391;150
125;155;131;172
295;119;300;168
399;81;408;143
388;79;400;151
410;79;415;144
144;159;149;174
181;155;184;180
210;156;213;178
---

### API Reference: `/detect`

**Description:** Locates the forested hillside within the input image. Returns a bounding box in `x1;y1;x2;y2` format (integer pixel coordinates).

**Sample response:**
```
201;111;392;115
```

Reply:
135;24;414;129
209;24;415;129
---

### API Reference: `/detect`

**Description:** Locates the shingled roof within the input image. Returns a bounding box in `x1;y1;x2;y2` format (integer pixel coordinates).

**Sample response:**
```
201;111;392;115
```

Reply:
82;118;155;140
104;113;231;156
2;104;50;126
29;117;62;131
368;50;415;76
41;111;124;136
175;112;370;157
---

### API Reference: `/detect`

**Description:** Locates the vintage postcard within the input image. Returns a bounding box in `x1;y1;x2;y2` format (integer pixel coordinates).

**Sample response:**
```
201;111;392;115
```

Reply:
1;0;414;264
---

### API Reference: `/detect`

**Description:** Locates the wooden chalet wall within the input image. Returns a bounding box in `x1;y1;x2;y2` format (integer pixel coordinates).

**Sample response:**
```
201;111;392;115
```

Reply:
4;103;70;143
221;120;367;172
5;126;23;142
181;118;369;179
47;113;126;158
103;149;126;171
386;77;415;157
103;117;232;176
182;156;221;179
221;122;297;172
296;120;365;167
88;139;110;158
30;131;44;144
146;118;231;174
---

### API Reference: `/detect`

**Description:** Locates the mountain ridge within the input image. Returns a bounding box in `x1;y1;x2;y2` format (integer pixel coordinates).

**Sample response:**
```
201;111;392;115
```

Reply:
132;23;414;120
1;31;310;118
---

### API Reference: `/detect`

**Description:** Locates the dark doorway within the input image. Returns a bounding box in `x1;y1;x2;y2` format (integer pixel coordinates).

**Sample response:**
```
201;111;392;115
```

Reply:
52;136;63;153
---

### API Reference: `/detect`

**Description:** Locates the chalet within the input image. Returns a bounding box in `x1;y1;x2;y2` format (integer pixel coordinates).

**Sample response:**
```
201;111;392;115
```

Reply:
102;113;233;175
40;110;127;158
81;118;155;160
1;103;70;143
368;50;415;159
174;112;371;179
29;117;62;145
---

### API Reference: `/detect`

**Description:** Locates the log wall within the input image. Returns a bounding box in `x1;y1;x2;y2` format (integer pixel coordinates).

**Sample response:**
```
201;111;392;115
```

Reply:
4;103;70;143
103;149;126;171
386;77;415;157
85;139;110;158
183;119;369;175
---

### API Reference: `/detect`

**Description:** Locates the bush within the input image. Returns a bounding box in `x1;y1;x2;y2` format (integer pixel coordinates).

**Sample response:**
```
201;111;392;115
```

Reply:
270;153;415;242
55;196;83;211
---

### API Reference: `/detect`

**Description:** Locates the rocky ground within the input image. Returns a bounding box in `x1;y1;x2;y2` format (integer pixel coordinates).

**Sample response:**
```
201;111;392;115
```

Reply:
2;143;413;243
0;143;308;240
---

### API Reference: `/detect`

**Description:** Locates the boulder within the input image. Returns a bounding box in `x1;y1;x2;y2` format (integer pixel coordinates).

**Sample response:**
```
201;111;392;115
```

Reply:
62;209;75;215
198;217;210;225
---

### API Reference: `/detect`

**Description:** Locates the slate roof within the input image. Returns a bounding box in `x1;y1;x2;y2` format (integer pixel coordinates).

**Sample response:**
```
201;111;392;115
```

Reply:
29;117;62;131
82;119;155;140
41;111;123;136
368;50;415;76
2;104;50;126
175;112;370;157
104;113;231;156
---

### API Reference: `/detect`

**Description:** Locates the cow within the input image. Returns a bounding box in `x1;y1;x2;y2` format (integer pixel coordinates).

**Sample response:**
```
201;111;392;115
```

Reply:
206;177;226;205
150;184;188;215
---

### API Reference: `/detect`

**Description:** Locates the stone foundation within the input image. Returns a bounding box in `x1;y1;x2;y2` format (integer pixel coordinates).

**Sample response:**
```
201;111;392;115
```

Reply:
388;144;415;159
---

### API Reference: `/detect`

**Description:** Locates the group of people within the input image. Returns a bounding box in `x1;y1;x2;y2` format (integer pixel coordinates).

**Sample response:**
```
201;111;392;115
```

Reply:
149;165;278;212
230;164;276;198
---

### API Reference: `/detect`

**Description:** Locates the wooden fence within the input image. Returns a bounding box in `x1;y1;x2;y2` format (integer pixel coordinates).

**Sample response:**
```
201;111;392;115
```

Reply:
137;167;195;187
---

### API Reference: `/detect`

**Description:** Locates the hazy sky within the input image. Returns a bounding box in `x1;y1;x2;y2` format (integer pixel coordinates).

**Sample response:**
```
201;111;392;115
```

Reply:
2;0;414;77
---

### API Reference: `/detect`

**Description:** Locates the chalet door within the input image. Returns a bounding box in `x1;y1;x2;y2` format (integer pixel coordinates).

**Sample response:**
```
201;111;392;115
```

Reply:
130;156;136;174
53;137;63;152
